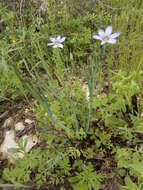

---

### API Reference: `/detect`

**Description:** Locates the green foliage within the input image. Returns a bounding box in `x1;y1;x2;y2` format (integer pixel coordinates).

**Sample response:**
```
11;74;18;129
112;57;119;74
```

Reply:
116;148;143;190
120;176;140;190
36;78;89;134
70;164;102;190
0;67;25;99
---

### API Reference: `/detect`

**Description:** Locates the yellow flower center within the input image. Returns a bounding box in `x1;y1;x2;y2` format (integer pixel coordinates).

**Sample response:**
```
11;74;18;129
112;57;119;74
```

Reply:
104;36;109;42
55;40;60;45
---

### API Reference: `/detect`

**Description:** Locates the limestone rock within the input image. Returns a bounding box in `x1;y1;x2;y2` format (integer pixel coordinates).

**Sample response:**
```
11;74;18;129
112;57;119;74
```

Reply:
15;122;25;131
21;134;38;152
3;117;14;129
0;130;23;161
25;119;34;125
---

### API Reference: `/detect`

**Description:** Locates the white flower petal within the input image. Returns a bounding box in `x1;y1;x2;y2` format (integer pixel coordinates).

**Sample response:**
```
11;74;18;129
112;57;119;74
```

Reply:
105;26;112;36
110;32;120;39
108;38;116;44
101;40;106;45
60;37;66;43
50;37;56;42
47;42;54;46
58;44;63;48
98;29;105;38
93;35;102;41
53;44;58;48
57;35;61;41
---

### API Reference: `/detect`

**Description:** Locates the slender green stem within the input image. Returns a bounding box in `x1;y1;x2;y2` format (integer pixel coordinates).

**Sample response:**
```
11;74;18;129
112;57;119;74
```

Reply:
85;62;95;133
54;49;65;85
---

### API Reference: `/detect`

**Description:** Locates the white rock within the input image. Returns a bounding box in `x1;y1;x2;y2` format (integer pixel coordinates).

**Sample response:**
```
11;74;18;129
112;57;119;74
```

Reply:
15;122;25;131
3;117;14;129
0;130;38;162
0;130;23;160
25;119;34;124
21;134;38;152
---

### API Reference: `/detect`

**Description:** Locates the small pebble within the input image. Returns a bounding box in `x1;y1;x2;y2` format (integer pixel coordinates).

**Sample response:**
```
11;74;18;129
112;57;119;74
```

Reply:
25;119;34;124
15;122;25;131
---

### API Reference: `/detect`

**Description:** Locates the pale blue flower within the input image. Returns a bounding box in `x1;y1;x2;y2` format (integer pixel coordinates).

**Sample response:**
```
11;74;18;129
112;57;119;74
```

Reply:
93;26;120;45
47;35;66;49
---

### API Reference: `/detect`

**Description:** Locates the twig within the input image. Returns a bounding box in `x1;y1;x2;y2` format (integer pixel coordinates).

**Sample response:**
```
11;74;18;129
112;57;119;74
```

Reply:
0;111;9;119
97;0;127;10
19;0;24;24
0;183;33;189
8;46;24;53
0;96;13;103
